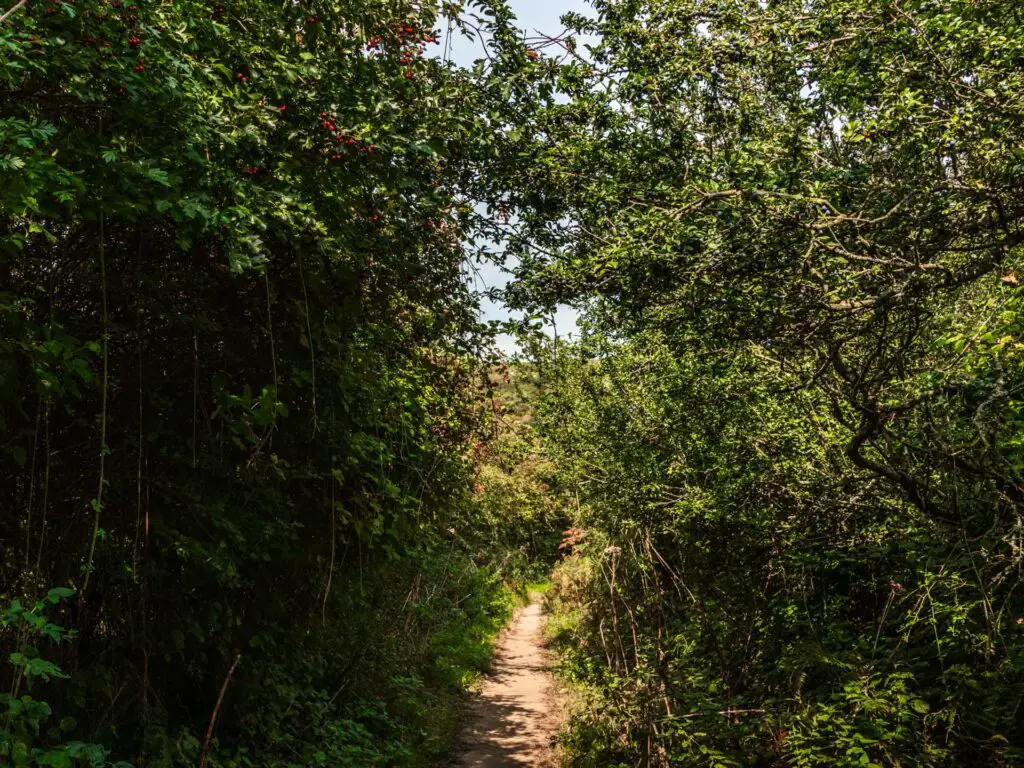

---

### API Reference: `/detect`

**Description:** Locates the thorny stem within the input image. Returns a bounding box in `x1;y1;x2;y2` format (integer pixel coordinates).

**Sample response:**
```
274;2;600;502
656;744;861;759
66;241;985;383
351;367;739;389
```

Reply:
198;654;241;768
83;156;108;594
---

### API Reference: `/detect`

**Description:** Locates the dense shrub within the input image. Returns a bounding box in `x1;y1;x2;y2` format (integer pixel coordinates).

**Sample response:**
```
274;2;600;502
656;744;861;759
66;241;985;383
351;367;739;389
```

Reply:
0;0;545;763
479;0;1024;763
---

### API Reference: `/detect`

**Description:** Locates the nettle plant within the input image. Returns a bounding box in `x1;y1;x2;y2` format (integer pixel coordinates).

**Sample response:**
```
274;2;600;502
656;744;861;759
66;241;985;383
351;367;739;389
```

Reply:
1;589;129;767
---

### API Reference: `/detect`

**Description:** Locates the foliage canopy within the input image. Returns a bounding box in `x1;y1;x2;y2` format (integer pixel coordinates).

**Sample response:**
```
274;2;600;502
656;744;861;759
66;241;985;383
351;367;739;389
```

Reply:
477;0;1024;765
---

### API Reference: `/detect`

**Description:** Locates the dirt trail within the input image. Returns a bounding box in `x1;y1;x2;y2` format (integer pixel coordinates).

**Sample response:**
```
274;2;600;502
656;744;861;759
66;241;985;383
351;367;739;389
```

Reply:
456;594;559;767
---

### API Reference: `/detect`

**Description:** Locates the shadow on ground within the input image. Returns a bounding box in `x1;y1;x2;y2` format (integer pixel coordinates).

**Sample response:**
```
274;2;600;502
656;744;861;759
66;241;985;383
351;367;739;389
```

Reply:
455;598;559;767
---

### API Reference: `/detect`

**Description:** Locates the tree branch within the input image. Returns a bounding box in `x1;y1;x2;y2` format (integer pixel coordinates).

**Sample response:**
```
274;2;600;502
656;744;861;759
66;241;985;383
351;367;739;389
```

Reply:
0;0;26;25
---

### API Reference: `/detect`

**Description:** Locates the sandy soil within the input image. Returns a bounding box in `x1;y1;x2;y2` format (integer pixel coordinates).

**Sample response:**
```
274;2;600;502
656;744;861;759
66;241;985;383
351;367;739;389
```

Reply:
455;595;560;767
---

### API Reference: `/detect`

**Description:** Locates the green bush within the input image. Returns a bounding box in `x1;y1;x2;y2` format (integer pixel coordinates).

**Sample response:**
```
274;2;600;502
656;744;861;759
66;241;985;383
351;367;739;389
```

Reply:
1;590;131;768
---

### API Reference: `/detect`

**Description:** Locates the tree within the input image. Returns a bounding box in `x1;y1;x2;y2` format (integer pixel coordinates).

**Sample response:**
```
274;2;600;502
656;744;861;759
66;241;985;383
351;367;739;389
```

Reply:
486;0;1024;764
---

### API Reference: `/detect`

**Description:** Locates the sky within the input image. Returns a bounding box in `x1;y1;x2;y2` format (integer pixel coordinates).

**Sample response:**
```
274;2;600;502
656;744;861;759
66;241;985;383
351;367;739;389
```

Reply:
441;0;595;355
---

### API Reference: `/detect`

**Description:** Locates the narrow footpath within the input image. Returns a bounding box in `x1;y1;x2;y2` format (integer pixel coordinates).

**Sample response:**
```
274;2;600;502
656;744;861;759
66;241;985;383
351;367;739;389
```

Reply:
456;594;559;767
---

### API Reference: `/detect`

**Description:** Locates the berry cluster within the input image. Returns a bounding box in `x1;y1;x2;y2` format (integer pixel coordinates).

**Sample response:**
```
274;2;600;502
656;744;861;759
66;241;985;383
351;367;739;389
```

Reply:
365;23;439;80
318;112;379;162
41;0;76;15
41;0;157;70
112;2;140;16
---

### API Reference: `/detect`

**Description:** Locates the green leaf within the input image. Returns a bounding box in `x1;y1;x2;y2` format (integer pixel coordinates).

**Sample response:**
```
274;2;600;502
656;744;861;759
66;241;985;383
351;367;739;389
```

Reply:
36;750;72;768
46;587;74;604
146;168;171;186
